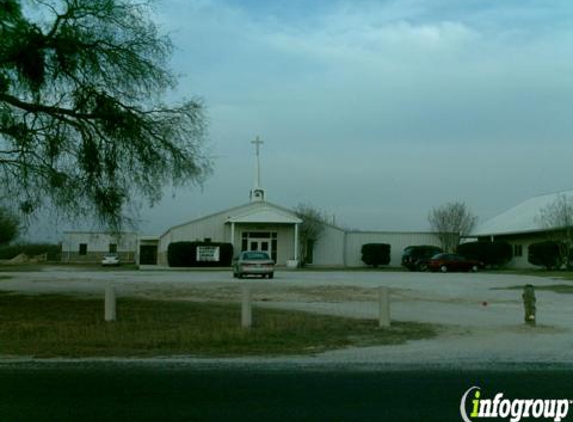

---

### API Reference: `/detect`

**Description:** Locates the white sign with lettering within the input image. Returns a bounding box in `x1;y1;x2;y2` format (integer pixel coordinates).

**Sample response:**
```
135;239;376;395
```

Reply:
196;246;220;262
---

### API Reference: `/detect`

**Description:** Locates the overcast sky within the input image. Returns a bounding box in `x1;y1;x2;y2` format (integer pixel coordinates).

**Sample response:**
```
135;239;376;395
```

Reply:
36;0;573;239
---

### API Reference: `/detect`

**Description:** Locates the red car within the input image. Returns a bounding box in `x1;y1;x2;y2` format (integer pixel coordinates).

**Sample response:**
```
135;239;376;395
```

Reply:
427;253;482;273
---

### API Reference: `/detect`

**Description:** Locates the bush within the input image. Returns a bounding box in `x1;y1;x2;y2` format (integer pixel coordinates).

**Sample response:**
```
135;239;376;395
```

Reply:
167;241;234;267
456;241;513;268
361;243;391;267
528;241;567;270
0;243;61;261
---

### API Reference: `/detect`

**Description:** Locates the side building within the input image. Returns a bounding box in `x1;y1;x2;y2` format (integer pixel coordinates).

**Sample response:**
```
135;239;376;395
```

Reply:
61;231;139;263
471;190;573;268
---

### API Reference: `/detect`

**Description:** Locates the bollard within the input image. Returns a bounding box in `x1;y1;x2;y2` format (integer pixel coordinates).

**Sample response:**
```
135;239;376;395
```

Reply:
241;285;252;329
105;284;117;322
378;286;390;328
522;284;536;326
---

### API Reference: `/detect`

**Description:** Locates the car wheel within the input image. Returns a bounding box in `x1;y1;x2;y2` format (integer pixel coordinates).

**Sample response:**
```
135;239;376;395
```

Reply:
471;265;479;272
269;273;274;279
238;273;243;279
419;263;428;272
440;265;448;273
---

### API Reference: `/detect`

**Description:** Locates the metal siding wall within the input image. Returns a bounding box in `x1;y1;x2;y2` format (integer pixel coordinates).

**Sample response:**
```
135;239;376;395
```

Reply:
170;214;227;244
61;232;138;263
62;233;138;256
312;225;346;266
345;232;441;267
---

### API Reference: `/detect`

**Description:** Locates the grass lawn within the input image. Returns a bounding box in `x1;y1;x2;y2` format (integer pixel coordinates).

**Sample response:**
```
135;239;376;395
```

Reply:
0;292;437;358
494;284;573;294
490;268;573;281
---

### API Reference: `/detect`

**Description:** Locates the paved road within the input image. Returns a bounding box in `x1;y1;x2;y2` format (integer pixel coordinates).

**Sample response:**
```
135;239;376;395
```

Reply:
1;362;572;422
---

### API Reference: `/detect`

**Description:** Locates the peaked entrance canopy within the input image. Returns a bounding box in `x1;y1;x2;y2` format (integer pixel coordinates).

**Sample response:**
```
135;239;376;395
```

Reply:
227;203;302;264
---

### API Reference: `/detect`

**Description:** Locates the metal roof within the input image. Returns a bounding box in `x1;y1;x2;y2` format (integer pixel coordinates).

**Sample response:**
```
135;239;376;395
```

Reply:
471;190;573;237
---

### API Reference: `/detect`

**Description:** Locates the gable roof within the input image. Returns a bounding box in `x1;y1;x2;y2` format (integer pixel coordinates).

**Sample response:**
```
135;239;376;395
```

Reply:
161;200;307;238
227;206;302;224
471;190;573;237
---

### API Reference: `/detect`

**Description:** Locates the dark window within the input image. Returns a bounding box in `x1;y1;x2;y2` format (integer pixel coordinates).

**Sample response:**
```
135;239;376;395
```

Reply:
204;238;212;242
242;232;273;239
109;243;117;253
271;239;277;262
79;243;88;255
139;245;158;265
241;239;248;252
306;240;314;264
514;245;523;257
243;252;270;260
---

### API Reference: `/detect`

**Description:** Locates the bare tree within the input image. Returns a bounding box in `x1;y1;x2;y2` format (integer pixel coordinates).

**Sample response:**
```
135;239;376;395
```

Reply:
536;193;573;266
428;202;477;252
0;0;210;229
294;203;328;266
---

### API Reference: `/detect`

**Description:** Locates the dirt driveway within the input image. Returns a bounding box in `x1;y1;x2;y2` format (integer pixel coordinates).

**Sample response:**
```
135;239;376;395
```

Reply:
1;267;572;364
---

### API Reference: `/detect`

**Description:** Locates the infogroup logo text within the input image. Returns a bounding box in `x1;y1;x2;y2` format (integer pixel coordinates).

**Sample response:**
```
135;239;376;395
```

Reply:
460;386;572;422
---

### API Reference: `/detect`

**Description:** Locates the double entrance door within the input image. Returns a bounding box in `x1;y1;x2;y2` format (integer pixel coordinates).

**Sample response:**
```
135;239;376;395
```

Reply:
249;239;270;254
242;231;278;262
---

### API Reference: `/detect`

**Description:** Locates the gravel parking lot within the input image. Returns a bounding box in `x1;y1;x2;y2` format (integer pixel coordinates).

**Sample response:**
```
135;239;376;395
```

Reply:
1;267;572;365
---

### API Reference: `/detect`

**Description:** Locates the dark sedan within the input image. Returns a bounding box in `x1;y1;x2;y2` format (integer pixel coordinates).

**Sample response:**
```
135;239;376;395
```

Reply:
426;253;482;273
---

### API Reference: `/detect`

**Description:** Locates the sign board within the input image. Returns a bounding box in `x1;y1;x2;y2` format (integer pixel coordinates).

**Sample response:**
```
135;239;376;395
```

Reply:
196;246;220;262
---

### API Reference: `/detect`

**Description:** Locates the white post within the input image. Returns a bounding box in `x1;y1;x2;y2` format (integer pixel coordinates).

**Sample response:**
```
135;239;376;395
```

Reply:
231;222;235;249
378;286;390;328
241;285;252;329
294;223;299;262
105;284;117;322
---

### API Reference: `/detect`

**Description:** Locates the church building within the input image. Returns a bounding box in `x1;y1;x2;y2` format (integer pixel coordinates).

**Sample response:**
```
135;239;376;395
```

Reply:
62;137;442;267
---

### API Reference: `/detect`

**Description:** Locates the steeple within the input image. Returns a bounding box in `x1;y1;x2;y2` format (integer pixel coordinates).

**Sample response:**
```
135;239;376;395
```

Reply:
250;135;266;202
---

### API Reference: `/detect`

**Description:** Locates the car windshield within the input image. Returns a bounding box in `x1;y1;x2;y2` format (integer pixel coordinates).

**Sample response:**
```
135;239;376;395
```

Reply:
242;252;270;260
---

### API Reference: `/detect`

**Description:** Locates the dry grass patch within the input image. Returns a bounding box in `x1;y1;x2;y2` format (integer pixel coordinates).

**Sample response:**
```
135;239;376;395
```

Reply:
0;292;437;358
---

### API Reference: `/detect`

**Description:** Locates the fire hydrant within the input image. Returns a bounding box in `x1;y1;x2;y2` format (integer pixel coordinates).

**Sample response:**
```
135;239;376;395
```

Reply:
522;284;536;326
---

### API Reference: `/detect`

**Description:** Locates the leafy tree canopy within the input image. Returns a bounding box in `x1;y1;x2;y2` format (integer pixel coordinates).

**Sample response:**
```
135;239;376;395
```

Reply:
0;0;210;229
0;206;19;244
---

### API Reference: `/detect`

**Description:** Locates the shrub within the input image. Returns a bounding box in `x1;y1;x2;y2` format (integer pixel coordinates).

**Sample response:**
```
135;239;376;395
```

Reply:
0;243;61;261
456;241;513;268
528;241;566;270
167;241;233;267
361;243;391;267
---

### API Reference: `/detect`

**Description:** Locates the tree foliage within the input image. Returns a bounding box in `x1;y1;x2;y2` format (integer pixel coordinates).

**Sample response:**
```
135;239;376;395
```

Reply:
0;0;210;228
428;201;477;253
361;243;390;267
528;241;566;270
294;203;328;266
0;206;19;244
167;241;233;268
536;193;573;266
456;241;512;268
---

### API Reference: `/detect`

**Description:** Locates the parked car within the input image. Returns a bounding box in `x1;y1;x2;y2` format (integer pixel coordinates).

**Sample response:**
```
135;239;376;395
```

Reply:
101;253;120;267
426;253;482;273
402;245;443;271
233;251;274;279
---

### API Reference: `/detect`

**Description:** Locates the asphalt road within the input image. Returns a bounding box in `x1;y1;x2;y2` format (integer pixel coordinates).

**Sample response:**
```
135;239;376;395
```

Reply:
1;363;572;422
